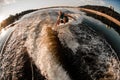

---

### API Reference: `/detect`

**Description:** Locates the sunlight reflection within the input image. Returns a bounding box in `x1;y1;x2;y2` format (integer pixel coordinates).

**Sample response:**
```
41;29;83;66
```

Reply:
0;15;5;23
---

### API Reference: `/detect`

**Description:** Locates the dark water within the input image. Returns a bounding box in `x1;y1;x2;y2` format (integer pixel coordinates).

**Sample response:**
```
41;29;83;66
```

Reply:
82;17;120;59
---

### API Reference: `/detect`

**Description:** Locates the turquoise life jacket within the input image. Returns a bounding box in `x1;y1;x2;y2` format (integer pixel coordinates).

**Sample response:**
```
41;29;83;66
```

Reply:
60;13;65;19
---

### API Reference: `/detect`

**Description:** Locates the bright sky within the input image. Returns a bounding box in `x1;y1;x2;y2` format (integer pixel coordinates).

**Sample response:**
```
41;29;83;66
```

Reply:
0;0;120;22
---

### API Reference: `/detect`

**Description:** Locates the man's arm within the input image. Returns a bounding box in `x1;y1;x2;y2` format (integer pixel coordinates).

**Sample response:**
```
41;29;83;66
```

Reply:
55;16;60;26
66;14;77;21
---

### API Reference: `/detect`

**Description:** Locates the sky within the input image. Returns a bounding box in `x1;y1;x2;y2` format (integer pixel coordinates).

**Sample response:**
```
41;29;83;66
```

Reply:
0;0;120;22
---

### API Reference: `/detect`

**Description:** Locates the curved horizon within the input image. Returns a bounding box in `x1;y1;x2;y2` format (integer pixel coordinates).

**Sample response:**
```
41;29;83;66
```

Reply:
0;0;120;21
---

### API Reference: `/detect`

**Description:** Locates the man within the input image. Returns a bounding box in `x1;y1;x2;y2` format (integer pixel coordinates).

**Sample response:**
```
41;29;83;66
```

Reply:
56;11;76;26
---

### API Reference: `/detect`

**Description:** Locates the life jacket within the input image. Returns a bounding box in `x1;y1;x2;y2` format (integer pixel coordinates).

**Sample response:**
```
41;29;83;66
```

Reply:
60;13;65;19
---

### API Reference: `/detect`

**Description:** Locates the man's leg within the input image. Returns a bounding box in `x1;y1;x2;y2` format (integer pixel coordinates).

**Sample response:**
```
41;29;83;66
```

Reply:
63;18;66;24
56;19;60;26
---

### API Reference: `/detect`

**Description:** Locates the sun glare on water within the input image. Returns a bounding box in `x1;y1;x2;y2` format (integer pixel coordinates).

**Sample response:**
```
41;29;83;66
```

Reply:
0;15;5;23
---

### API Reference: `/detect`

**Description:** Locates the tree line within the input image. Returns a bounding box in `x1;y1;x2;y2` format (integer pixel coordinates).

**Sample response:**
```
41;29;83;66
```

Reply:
80;5;120;35
0;9;38;29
